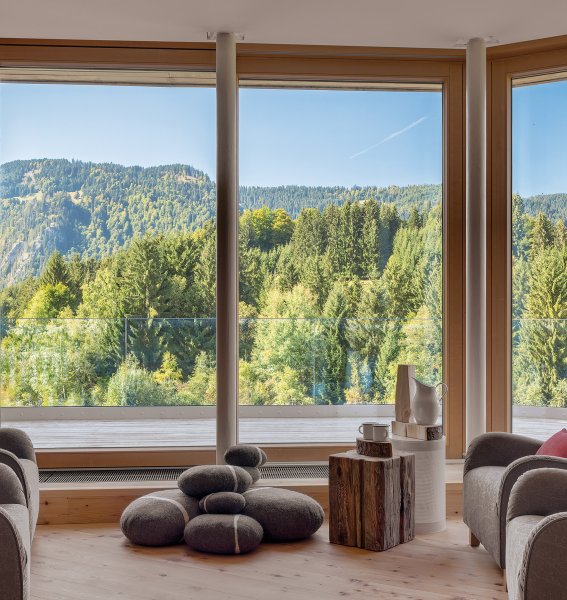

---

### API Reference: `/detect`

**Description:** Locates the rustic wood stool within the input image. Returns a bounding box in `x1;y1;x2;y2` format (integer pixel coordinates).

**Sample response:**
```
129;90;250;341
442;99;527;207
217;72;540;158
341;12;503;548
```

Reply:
329;449;415;551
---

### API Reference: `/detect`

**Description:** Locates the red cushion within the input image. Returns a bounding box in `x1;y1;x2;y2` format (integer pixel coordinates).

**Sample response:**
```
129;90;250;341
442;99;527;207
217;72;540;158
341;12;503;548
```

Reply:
536;428;567;457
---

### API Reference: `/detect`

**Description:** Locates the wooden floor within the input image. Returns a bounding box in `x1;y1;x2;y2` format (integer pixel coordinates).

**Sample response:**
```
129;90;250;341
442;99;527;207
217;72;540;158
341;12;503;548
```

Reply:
7;415;558;448
31;520;507;600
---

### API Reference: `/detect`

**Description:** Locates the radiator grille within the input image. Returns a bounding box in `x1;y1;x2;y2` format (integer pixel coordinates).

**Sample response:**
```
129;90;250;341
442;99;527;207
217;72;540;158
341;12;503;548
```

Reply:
39;463;329;484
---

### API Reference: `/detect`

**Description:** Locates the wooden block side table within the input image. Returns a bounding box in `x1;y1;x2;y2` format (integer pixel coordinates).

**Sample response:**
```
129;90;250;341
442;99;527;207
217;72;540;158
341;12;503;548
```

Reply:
329;450;415;551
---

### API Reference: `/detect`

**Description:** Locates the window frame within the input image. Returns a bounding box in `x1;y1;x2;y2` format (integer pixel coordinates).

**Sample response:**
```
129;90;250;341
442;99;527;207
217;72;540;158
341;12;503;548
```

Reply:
0;38;466;461
488;39;567;433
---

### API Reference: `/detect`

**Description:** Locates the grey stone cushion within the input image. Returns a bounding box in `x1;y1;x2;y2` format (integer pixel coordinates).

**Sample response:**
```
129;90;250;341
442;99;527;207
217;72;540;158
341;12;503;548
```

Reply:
184;514;263;555
199;492;246;515
242;467;261;483
178;465;252;498
242;487;324;542
120;489;200;547
224;445;267;468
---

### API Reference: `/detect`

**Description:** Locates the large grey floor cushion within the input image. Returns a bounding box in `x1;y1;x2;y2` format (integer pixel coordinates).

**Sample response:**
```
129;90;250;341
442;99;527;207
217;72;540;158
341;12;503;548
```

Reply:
463;432;567;568
0;429;39;600
120;490;200;546
178;465;253;497
121;444;324;555
505;468;567;600
185;514;263;554
243;487;325;542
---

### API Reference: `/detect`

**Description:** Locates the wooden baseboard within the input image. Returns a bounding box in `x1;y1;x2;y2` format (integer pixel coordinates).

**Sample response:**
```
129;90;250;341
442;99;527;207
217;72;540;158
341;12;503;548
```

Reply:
36;444;355;469
38;480;462;525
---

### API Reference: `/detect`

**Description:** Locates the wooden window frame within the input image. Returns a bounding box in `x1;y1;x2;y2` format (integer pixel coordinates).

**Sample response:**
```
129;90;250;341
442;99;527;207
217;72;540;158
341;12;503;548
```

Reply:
0;39;467;462
487;37;567;432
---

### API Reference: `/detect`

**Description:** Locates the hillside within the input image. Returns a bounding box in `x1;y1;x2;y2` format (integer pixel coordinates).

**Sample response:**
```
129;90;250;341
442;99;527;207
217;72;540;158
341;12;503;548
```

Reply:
0;158;442;286
522;193;567;223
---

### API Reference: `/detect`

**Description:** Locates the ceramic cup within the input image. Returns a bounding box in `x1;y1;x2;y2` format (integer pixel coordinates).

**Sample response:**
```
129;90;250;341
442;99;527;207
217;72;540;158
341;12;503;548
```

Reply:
372;424;389;442
358;422;379;440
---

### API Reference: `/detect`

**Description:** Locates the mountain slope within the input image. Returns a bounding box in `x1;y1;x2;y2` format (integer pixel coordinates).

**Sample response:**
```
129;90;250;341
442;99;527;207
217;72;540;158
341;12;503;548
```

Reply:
0;158;442;286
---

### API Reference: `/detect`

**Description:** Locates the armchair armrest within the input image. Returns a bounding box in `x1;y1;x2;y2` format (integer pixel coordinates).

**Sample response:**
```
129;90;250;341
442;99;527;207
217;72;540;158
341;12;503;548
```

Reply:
499;455;567;518
516;512;567;600
507;468;567;521
0;464;30;600
0;507;28;600
492;455;567;567
464;432;542;476
0;451;32;510
0;464;26;507
0;429;36;463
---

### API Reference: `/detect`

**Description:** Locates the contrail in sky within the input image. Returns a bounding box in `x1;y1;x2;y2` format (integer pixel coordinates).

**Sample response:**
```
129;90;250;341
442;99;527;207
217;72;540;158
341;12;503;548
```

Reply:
349;116;428;159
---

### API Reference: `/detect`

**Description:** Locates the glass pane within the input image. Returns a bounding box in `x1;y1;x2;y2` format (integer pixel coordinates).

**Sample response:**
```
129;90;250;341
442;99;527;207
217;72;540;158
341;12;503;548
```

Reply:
238;85;443;444
0;74;217;448
512;77;567;439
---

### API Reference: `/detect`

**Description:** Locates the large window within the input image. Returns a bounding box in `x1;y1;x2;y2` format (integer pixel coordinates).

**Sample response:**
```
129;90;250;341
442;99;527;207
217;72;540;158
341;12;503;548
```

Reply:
512;74;567;438
0;70;217;447
0;45;466;458
237;83;444;444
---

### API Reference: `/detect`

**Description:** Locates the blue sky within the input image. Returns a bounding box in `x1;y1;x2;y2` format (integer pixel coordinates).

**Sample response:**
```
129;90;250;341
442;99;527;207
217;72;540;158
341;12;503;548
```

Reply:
0;82;442;188
512;80;567;197
3;80;565;195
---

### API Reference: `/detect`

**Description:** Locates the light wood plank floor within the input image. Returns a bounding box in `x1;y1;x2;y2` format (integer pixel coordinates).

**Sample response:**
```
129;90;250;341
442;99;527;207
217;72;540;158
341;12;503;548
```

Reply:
31;519;507;600
6;415;557;448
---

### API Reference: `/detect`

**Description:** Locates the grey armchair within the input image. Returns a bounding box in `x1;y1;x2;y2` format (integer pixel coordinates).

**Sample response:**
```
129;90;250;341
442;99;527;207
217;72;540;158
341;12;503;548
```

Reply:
0;464;31;600
506;468;567;600
463;432;567;568
0;429;39;600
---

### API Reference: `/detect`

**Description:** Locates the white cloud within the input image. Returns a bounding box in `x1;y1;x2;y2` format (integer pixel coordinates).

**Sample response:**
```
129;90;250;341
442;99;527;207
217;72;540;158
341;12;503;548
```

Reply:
349;116;428;159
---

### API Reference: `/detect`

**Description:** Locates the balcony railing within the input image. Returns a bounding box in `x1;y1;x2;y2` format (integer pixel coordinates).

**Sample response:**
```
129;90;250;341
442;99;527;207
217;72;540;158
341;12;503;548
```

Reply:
0;317;441;408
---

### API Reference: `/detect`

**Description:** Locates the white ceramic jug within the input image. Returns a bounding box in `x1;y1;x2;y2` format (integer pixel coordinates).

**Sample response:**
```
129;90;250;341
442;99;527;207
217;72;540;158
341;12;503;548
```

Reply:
410;377;448;425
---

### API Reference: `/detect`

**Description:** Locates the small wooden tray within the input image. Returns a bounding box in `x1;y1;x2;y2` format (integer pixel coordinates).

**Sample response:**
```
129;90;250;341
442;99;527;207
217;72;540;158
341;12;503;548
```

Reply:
356;437;393;458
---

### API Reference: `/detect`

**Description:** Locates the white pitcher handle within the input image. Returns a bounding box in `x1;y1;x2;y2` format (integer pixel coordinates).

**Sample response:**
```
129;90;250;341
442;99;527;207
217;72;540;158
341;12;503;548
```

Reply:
358;424;364;434
436;382;448;400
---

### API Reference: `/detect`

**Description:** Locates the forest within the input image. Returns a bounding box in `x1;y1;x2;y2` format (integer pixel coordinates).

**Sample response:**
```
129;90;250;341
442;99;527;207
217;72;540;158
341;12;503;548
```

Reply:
0;159;564;408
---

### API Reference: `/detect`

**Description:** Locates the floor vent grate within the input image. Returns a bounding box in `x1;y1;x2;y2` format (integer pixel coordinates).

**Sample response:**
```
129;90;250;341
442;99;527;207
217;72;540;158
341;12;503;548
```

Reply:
39;463;329;484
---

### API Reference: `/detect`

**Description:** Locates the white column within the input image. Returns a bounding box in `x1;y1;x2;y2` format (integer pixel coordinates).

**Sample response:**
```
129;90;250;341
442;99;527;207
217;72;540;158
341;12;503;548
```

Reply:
216;32;239;463
466;38;487;447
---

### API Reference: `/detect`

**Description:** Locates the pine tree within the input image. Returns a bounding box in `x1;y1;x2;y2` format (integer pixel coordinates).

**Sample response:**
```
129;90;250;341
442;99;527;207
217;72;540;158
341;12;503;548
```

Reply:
529;212;554;259
40;251;70;287
361;199;381;278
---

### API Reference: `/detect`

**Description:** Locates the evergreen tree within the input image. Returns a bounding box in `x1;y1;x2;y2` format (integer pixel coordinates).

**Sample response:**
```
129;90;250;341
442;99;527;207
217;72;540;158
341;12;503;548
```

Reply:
40;251;70;288
529;212;554;258
361;199;381;278
522;246;567;404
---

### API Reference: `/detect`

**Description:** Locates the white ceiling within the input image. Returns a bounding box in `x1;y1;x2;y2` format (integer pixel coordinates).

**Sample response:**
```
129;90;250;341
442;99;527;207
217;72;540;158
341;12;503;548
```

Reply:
2;0;567;49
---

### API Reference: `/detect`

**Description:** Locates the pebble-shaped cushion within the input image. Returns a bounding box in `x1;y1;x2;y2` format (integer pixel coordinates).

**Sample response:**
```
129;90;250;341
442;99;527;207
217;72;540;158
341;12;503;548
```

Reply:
242;466;261;483
224;445;267;468
242;487;324;542
184;514;263;555
199;492;246;515
120;489;200;546
178;465;252;498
